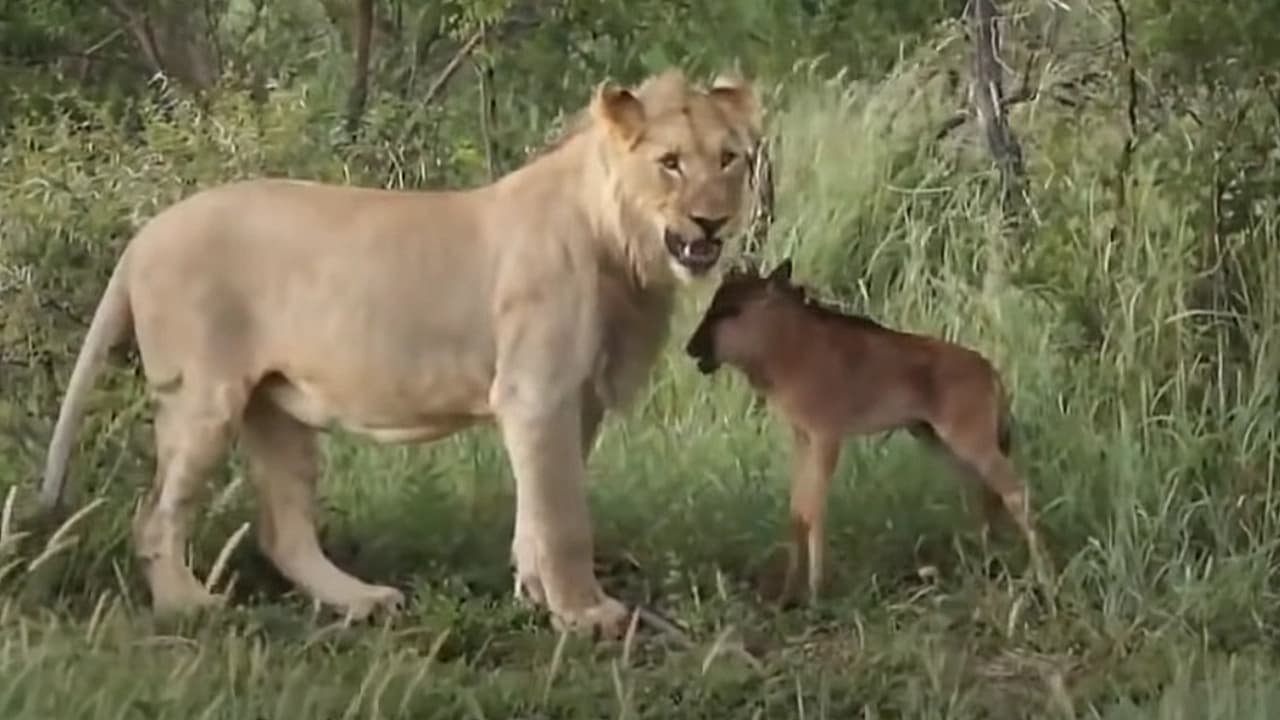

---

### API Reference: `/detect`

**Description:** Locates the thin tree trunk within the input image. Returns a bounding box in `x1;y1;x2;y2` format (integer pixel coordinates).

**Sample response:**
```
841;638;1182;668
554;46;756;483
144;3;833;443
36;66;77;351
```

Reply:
970;0;1028;221
345;0;375;139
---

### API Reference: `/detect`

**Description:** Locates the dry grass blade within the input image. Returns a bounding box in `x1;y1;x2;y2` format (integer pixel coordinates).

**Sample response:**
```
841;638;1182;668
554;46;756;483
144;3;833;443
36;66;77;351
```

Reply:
1;485;16;545
0;559;26;588
621;606;642;667
700;625;735;674
0;485;29;559
25;497;105;574
610;658;634;719
203;521;250;594
395;628;451;717
541;627;571;705
703;624;766;675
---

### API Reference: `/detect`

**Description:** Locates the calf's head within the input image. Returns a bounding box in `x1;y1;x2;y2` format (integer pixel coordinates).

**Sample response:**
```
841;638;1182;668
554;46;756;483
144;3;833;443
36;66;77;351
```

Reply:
684;258;798;374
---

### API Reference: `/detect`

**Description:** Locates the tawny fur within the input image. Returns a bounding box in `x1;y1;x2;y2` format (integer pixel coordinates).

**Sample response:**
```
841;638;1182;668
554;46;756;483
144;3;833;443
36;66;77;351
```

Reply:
40;68;763;637
685;259;1049;604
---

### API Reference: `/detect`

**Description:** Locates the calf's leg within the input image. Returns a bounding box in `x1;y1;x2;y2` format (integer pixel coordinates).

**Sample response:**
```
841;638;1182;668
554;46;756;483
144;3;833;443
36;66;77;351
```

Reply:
784;425;842;603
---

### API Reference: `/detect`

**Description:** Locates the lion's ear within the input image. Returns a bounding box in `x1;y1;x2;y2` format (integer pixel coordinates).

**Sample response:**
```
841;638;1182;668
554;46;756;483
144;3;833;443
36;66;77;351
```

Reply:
709;74;762;140
591;81;646;145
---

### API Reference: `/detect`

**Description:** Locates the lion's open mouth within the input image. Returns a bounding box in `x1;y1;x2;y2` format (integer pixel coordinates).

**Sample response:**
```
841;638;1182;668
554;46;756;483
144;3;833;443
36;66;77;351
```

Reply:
664;230;722;275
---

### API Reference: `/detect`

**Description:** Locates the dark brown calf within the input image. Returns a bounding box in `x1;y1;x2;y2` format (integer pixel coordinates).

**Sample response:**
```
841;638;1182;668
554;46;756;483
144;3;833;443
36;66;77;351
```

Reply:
685;259;1048;602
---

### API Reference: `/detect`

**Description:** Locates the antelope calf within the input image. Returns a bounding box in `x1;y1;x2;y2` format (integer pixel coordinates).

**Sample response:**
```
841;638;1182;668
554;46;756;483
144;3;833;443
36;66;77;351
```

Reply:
685;259;1048;602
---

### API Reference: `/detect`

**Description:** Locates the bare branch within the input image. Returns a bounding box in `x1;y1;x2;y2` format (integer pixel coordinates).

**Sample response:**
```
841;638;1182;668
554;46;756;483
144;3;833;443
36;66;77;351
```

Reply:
103;0;220;95
970;0;1029;218
421;28;485;107
934;86;1038;141
1105;0;1140;251
1111;0;1140;180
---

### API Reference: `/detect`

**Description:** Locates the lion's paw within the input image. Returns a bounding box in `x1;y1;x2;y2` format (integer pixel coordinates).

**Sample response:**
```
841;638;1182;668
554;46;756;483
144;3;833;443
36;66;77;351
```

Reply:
513;570;547;606
510;533;547;606
549;594;630;640
150;573;227;616
338;584;406;624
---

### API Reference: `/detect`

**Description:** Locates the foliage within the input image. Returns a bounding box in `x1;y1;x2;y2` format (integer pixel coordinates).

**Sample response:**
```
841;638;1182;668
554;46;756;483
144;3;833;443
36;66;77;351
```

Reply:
3;0;1280;716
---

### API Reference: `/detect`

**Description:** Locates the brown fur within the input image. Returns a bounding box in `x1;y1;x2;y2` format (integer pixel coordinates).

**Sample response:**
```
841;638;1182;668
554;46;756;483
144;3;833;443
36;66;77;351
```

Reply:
39;68;763;637
685;259;1049;603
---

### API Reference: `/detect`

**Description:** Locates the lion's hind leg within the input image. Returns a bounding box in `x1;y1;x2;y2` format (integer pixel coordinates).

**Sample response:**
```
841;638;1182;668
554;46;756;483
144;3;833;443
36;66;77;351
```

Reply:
241;393;404;622
134;376;245;614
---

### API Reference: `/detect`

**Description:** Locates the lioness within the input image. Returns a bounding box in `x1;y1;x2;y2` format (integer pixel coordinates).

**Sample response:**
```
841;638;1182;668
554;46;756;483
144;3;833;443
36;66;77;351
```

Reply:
39;69;762;637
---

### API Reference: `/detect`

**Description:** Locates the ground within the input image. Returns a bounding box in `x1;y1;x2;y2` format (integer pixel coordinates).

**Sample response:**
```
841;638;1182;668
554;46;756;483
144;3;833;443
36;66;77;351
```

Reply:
3;350;1278;719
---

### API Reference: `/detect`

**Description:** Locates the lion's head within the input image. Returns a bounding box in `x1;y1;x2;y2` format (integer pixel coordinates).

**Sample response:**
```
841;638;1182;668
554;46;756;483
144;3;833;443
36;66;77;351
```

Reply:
589;70;763;282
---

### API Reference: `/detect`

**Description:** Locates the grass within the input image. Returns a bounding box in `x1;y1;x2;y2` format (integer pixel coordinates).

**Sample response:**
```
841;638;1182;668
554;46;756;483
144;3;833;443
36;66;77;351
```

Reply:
3;27;1280;719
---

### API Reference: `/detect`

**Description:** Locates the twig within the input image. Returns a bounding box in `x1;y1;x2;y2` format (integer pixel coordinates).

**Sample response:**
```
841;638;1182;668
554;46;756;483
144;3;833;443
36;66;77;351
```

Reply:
633;605;765;672
104;0;166;79
633;605;695;649
935;86;1038;141
395;26;489;149
421;28;485;108
83;29;126;57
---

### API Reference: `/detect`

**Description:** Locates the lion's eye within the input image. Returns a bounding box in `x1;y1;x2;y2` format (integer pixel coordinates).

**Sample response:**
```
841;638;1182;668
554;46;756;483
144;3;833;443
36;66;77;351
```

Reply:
658;152;681;172
720;150;738;169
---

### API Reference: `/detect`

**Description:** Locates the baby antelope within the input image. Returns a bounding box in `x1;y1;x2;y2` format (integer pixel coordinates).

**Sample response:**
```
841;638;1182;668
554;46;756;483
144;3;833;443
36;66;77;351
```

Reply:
685;259;1048;603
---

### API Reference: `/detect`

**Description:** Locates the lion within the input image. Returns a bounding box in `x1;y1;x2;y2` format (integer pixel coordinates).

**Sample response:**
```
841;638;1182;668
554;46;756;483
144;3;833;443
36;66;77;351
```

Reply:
37;68;763;637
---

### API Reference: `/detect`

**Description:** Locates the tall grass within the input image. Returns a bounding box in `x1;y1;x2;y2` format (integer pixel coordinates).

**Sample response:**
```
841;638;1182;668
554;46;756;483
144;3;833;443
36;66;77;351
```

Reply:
2;22;1279;717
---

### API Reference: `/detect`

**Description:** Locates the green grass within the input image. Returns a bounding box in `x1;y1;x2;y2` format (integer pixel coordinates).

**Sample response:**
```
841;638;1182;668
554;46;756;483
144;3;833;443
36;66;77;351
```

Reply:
3;31;1280;719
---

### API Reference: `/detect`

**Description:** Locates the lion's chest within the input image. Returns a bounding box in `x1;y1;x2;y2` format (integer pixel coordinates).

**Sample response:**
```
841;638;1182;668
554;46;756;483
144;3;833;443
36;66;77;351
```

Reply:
590;282;675;409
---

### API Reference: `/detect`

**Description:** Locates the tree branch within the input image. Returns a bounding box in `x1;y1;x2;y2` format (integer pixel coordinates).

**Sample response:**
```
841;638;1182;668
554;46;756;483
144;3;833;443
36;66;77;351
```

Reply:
934;86;1038;141
421;28;485;108
1111;0;1139;185
970;0;1029;219
103;0;220;96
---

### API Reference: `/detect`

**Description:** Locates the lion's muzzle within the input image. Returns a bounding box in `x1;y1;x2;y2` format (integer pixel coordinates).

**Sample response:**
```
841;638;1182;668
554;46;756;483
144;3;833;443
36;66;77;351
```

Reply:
664;229;722;275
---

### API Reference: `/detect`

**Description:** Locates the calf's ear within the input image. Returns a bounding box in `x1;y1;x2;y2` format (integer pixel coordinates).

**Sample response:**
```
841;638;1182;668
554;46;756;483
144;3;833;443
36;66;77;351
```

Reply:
767;258;793;285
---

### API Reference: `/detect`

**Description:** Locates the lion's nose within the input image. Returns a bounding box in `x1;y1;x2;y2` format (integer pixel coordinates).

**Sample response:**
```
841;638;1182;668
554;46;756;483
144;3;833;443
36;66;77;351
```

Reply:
691;215;728;239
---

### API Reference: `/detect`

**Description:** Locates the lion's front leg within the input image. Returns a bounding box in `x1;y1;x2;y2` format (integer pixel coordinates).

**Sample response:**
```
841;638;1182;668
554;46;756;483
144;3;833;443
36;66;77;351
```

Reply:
511;501;546;606
511;388;604;606
494;388;627;638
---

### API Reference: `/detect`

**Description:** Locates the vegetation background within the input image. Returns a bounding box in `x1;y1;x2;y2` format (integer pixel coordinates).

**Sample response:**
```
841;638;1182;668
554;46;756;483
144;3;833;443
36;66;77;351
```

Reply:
1;0;1278;716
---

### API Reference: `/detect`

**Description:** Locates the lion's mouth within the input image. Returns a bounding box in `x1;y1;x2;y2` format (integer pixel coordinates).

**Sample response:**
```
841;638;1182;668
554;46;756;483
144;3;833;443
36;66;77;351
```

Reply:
664;230;722;275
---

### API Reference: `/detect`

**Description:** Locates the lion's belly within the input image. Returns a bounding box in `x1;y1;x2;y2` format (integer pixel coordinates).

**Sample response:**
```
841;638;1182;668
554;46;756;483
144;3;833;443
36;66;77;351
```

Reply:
259;372;492;444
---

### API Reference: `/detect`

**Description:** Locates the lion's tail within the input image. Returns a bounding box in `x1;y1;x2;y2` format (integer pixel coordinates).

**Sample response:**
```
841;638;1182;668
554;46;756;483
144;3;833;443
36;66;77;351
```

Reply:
39;255;133;514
